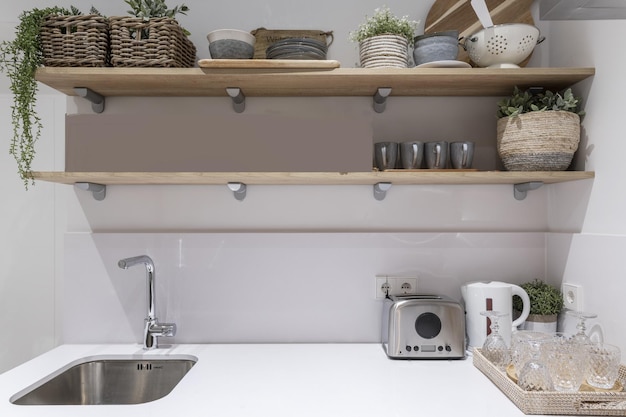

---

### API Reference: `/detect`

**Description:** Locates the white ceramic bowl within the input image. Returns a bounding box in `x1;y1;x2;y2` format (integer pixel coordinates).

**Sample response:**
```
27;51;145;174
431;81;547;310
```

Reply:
206;29;256;59
463;23;542;68
207;29;256;45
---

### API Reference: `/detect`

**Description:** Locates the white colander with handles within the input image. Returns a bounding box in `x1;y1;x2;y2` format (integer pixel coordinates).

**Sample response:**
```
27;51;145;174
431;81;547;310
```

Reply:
462;23;545;68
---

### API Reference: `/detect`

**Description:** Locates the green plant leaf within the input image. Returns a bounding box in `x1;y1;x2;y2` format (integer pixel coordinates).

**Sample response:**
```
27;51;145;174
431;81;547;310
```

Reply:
497;86;585;119
349;6;419;46
0;6;74;188
125;0;191;34
513;279;563;315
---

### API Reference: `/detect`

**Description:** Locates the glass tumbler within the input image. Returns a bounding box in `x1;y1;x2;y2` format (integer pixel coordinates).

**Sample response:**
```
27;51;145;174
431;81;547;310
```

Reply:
511;331;552;378
586;343;621;389
547;333;585;392
518;337;554;391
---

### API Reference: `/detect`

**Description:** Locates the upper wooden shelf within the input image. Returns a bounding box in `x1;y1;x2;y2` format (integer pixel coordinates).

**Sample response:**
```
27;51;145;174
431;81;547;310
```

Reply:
35;66;595;97
32;170;595;186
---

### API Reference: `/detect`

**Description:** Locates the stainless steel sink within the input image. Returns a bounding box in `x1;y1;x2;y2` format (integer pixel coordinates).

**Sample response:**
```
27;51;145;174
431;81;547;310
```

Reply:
11;356;197;405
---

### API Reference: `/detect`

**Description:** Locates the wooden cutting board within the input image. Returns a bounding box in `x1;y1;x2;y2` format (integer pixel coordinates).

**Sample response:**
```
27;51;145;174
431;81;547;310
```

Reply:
424;0;535;66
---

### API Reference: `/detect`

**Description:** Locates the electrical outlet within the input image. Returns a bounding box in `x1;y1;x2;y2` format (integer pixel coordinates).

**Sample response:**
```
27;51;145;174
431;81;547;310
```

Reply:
375;276;418;299
562;283;583;311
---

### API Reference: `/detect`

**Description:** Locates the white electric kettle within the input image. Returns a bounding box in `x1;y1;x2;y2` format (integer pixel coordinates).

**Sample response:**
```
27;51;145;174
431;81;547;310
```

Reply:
461;281;531;348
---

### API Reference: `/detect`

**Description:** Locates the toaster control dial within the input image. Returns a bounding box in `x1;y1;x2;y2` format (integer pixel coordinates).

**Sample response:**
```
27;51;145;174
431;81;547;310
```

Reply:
414;312;442;339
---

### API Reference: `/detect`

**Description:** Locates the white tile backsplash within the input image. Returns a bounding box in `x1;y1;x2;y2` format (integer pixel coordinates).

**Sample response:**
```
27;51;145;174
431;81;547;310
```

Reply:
62;232;546;344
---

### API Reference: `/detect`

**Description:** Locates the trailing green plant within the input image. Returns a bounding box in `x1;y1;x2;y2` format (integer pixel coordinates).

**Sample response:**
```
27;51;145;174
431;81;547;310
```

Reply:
125;0;190;35
497;86;585;119
513;279;564;316
349;6;419;46
0;6;80;188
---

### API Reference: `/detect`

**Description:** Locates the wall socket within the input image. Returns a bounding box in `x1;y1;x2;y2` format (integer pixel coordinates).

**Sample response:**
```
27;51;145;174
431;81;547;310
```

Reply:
375;275;418;299
562;283;583;311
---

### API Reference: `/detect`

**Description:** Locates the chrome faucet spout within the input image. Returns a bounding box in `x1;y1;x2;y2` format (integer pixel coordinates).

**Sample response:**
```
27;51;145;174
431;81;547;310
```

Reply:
118;255;175;349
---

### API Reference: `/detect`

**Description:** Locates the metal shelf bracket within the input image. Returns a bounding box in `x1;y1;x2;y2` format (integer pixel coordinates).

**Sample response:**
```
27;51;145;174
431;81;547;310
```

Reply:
75;182;107;201
514;181;544;200
74;87;105;113
226;88;245;113
373;182;392;201
228;182;247;201
373;88;392;113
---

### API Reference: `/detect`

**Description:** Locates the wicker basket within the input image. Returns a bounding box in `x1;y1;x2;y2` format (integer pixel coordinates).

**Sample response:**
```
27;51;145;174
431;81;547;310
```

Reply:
109;16;196;67
474;348;626;415
40;14;109;67
497;111;581;171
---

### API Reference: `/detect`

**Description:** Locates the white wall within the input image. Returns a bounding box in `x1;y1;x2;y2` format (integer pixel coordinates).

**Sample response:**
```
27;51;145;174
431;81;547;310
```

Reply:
543;17;626;349
2;0;621;372
0;92;61;373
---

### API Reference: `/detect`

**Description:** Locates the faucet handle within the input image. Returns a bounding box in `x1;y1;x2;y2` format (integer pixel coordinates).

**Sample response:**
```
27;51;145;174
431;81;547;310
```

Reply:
150;322;177;337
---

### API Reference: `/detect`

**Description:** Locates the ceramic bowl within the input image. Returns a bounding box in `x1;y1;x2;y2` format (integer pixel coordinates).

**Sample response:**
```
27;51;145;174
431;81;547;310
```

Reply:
207;29;256;59
413;30;459;66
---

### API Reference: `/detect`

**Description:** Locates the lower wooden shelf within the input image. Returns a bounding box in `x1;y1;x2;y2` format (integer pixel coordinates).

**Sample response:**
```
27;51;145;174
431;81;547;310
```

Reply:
31;170;595;186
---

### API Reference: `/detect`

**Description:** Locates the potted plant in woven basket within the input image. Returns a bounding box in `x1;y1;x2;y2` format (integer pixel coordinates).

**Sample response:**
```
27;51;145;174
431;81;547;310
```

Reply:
0;6;106;188
110;0;196;67
349;6;418;68
513;279;563;333
496;86;585;171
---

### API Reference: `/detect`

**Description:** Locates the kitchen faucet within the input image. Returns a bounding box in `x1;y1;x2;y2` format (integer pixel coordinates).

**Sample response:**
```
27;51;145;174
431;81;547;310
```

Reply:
118;255;176;349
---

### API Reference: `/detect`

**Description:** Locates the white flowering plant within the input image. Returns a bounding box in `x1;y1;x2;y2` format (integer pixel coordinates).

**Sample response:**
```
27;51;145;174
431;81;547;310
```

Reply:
349;6;419;46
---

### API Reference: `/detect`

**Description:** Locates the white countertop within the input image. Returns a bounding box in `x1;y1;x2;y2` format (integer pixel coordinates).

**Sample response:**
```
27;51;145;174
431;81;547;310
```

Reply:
0;343;560;417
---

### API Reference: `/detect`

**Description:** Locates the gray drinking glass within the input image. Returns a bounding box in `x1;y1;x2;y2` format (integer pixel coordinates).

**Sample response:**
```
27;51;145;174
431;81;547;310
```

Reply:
374;142;399;170
450;141;475;169
400;141;424;169
425;141;449;169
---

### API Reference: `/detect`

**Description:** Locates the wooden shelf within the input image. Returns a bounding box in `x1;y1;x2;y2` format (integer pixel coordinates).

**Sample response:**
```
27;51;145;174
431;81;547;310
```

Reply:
35;66;595;97
32;171;595;186
32;66;596;197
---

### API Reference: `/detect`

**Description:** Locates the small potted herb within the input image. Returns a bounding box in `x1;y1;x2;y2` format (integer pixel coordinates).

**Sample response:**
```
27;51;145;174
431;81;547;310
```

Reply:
513;279;564;332
349;6;418;68
496;86;585;171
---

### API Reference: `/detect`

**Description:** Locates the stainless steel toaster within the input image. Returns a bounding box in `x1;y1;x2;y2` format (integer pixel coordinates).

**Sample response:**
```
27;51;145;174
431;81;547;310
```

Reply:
382;295;466;359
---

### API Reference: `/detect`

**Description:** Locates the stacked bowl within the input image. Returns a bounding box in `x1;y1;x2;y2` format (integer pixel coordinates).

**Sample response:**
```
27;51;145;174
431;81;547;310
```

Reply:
413;30;459;66
266;37;328;60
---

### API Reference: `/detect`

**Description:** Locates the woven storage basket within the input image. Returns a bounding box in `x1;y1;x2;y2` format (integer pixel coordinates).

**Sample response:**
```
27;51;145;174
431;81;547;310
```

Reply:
474;348;626;415
109;16;196;67
251;28;334;59
497;111;581;171
40;14;109;67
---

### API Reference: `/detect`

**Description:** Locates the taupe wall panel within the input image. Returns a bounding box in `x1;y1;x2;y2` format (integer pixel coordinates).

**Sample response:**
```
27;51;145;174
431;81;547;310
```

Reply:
66;113;372;172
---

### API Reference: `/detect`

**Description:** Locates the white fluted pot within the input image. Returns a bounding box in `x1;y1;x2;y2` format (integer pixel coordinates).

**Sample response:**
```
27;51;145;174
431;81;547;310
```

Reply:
359;34;409;68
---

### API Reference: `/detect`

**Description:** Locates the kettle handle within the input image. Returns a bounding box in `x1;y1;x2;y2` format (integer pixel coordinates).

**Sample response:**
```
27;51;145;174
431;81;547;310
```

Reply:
511;284;530;328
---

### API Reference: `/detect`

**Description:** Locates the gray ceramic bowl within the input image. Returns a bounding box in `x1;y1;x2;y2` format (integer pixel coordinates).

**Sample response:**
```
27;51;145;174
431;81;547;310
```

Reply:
207;29;256;59
209;39;255;59
413;30;459;66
